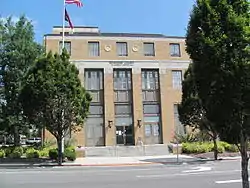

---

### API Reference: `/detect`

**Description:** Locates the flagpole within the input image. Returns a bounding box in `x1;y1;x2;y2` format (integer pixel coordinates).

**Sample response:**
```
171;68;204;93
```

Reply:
62;0;66;49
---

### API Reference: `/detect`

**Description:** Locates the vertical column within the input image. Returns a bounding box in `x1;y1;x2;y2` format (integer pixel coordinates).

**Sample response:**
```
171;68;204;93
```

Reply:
104;68;115;146
132;68;144;145
73;67;85;147
159;68;174;144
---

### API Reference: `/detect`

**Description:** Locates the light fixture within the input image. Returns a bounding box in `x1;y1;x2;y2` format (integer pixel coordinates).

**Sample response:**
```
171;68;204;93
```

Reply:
108;120;113;128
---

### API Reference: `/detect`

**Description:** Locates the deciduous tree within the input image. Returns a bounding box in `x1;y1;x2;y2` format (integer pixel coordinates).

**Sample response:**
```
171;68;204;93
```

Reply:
178;64;219;160
186;0;250;187
20;50;92;165
0;15;43;145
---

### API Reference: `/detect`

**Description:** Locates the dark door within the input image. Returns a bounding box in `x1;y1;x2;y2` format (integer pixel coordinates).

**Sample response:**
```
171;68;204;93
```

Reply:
116;126;133;145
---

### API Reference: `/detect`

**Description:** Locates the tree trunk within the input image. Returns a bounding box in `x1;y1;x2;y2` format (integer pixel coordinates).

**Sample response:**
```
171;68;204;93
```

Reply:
241;137;249;188
57;137;63;166
212;133;218;160
13;126;20;146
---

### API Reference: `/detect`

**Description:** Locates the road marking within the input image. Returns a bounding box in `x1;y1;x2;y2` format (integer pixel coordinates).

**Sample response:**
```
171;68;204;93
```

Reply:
182;166;212;173
216;178;250;184
136;169;240;178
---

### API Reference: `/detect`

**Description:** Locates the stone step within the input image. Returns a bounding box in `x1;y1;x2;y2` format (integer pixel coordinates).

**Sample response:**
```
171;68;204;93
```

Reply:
84;144;170;157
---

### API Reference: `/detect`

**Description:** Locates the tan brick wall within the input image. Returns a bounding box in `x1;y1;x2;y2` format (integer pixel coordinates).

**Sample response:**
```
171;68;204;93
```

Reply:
132;70;144;145
160;69;183;144
45;37;190;61
104;72;115;146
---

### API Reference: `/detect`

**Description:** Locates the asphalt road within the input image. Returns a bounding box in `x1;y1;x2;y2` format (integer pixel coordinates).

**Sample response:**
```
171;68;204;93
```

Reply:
0;159;245;188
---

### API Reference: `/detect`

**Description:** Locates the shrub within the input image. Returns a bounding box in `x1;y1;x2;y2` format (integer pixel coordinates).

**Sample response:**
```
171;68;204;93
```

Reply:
4;146;15;157
9;147;23;159
39;148;49;158
26;148;40;159
64;146;76;161
0;149;5;158
226;144;239;152
49;148;58;160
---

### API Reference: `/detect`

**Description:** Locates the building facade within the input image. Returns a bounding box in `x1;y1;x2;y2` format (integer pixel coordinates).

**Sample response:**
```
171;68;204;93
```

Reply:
44;26;190;148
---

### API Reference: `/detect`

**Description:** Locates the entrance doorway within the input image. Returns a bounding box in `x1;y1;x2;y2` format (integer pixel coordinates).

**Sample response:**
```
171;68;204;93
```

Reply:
116;126;133;145
144;123;161;145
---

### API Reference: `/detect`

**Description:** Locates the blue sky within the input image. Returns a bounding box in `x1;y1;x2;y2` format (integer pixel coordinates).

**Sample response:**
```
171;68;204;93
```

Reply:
1;0;195;43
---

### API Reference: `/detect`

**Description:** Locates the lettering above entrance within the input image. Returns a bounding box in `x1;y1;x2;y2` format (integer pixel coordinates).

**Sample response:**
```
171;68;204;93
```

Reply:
109;61;134;67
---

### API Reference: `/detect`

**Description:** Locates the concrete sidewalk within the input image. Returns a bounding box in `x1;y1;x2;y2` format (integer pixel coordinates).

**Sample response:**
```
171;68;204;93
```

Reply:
0;154;241;168
63;154;206;167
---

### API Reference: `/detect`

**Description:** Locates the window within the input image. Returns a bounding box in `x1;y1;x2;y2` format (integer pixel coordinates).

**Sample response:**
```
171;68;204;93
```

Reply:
59;41;71;55
116;42;128;56
170;43;181;57
113;70;131;90
115;104;132;115
88;42;100;57
172;70;182;89
174;104;186;135
143;104;160;114
142;90;159;102
88;91;103;103
89;105;103;115
141;70;159;90
84;70;103;90
114;91;131;102
143;43;155;56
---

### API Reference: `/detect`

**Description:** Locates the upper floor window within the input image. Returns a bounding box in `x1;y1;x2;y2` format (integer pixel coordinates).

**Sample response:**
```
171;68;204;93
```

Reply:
59;41;71;55
143;42;155;56
84;70;103;90
170;43;181;57
141;70;159;90
172;70;182;89
113;70;131;90
116;42;128;56
88;41;100;57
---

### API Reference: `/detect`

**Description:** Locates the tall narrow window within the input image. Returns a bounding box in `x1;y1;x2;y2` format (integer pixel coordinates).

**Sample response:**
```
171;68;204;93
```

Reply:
84;69;104;147
172;70;182;89
59;41;71;55
170;43;181;57
88;42;100;57
113;69;133;145
174;104;186;135
116;42;128;56
141;69;162;145
143;42;155;56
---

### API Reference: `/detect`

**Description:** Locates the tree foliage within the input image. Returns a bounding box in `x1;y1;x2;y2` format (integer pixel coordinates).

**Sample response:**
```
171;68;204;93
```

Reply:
0;15;43;144
19;50;92;165
186;0;250;187
178;63;219;159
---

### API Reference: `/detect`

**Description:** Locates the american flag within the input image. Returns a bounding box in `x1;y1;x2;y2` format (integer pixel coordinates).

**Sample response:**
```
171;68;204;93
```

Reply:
65;0;83;7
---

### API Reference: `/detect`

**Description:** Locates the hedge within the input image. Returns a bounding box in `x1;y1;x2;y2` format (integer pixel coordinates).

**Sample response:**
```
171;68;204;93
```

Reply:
182;142;238;154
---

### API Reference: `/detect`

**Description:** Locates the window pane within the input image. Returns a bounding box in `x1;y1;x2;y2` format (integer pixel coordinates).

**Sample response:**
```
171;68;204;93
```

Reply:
142;90;159;102
143;104;160;114
113;70;131;90
89;91;103;103
89;105;103;115
115;117;133;126
172;70;182;89
114;91;131;102
115;104;132;115
59;41;71;55
144;43;155;56
88;42;100;57
141;70;159;90
84;70;103;90
170;43;180;57
117;42;128;56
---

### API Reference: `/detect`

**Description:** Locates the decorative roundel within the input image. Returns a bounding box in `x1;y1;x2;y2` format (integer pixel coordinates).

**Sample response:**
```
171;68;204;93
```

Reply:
132;46;138;52
104;45;111;52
